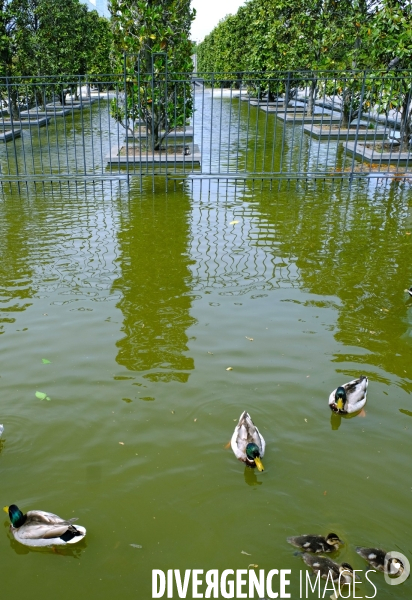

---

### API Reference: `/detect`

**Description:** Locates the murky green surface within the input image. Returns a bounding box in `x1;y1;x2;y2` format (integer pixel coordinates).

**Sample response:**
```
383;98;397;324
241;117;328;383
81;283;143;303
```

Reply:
0;177;411;600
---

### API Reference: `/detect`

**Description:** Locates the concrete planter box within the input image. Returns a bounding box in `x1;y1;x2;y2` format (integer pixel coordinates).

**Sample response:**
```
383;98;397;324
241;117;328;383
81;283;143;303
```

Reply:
260;106;307;115
276;112;341;123
106;143;201;166
126;127;194;143
0;117;50;129
0;129;21;142
20;107;74;117
49;99;97;109
250;99;284;107
344;141;411;165
303;125;388;140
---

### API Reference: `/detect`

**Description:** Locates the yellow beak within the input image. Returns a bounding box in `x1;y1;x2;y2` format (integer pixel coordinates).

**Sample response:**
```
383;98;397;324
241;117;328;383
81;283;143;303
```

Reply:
254;457;264;472
3;506;9;514
336;399;344;411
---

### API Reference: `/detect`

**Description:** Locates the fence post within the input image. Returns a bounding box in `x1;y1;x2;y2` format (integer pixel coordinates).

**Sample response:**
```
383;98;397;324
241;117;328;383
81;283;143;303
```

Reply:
6;76;19;179
123;53;130;186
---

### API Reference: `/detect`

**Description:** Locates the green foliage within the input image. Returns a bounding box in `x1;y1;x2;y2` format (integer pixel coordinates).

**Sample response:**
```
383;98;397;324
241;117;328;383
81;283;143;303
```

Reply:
197;0;412;143
109;0;196;149
0;0;112;78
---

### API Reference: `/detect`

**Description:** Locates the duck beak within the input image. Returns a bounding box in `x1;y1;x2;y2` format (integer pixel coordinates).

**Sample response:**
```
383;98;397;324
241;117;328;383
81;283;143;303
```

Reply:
254;457;264;472
336;398;344;411
3;506;9;514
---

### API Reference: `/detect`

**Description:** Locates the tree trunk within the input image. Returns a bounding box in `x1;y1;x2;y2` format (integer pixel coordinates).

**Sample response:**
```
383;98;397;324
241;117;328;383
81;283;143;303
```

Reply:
307;78;317;117
10;89;19;120
399;87;412;152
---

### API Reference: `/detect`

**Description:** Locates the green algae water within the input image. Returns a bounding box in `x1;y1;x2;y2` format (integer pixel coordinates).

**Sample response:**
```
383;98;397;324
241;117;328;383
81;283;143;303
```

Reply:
0;177;411;600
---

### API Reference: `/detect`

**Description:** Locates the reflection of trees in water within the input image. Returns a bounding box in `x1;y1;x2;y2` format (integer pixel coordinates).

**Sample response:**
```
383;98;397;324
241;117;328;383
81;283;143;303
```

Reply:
112;182;195;382
253;179;412;386
0;201;35;334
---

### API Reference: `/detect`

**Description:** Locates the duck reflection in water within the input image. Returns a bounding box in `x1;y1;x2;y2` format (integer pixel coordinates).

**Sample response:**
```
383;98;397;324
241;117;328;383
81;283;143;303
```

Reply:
244;466;263;486
330;410;366;430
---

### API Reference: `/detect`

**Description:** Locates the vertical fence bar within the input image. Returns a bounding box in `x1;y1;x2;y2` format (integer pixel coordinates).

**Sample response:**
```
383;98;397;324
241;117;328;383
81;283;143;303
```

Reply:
124;53;130;186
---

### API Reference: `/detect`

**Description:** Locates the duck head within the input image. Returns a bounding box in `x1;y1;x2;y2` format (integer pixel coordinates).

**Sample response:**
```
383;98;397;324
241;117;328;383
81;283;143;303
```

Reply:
334;387;347;412
3;504;26;528
246;443;264;471
326;533;343;548
388;557;404;576
339;563;354;582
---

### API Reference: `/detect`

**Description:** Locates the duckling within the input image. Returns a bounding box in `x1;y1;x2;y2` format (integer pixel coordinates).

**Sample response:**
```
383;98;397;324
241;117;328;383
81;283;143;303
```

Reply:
231;411;265;471
356;547;404;575
329;376;368;414
287;533;343;553
405;287;412;298
3;504;86;547
302;553;353;583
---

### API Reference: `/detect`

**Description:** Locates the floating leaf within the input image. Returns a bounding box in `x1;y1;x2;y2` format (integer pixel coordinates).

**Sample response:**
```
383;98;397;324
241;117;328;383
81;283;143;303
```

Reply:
226;367;233;371
229;220;239;225
130;544;142;549
140;396;155;402
119;442;125;445
42;358;51;364
248;564;258;569
35;391;50;401
241;550;251;556
245;337;253;341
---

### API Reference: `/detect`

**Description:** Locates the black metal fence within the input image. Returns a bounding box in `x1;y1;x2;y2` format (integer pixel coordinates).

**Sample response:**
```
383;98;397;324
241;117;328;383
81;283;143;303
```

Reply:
0;68;411;184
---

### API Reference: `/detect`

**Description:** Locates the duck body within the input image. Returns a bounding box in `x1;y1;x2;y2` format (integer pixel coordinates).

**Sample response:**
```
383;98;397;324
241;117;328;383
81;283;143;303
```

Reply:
231;411;265;471
405;287;412;297
329;376;368;414
302;553;353;583
4;505;86;547
356;547;404;575
287;533;343;553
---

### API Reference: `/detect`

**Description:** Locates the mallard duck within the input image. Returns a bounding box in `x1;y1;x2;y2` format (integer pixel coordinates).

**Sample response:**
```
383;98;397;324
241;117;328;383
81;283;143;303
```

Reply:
287;533;343;553
356;547;404;575
302;553;353;583
329;376;368;414
405;287;412;297
3;504;86;547
231;411;265;471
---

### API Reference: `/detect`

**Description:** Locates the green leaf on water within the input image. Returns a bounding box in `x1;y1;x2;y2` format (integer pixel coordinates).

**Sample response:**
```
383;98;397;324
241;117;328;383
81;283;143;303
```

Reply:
35;391;51;401
42;358;51;364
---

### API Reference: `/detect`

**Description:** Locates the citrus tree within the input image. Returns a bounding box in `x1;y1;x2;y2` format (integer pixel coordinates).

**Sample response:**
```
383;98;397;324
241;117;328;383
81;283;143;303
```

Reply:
109;0;195;151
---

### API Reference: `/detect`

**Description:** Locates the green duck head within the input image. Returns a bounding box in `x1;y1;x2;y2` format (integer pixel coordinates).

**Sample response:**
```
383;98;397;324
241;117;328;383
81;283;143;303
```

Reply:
246;443;264;471
334;387;347;411
3;504;26;527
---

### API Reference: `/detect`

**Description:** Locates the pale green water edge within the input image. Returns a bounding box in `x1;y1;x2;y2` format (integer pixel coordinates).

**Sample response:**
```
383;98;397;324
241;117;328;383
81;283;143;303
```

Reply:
0;178;411;600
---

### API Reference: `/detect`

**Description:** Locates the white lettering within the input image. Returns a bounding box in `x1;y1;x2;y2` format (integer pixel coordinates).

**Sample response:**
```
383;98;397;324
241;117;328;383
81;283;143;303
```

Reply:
352;570;363;598
322;571;337;598
236;569;248;598
167;570;173;599
152;570;166;599
266;569;279;599
220;570;234;599
205;570;219;598
192;569;203;598
365;570;377;599
280;570;291;598
175;569;191;598
306;570;321;597
249;569;265;598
